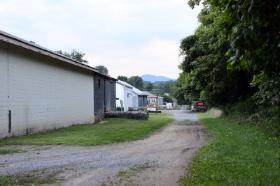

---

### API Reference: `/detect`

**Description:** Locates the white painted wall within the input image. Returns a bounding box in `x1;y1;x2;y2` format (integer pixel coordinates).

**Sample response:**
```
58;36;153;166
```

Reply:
116;82;125;109
0;46;94;138
131;93;138;108
116;81;138;111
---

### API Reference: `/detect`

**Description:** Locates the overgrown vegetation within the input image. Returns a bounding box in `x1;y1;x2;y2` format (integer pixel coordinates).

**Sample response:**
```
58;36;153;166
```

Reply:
179;113;280;185
224;100;280;137
0;113;172;145
174;0;280;135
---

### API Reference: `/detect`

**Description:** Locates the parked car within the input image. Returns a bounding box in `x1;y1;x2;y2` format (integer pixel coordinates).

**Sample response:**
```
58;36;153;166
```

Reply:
191;101;207;112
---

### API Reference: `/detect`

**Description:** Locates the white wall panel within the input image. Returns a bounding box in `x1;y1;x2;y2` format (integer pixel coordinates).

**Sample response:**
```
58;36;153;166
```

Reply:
0;47;94;138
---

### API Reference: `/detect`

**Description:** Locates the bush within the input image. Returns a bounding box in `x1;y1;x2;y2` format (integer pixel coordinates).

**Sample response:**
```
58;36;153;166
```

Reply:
105;111;149;120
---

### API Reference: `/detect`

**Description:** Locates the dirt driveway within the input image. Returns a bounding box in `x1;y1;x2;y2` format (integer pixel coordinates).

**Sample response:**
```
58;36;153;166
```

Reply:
0;110;207;186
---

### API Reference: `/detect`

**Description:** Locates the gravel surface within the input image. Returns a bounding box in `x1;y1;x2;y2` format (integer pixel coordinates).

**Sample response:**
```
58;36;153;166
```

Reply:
0;110;207;186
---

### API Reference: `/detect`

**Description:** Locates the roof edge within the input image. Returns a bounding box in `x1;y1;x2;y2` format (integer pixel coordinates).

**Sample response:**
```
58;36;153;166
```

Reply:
0;30;115;80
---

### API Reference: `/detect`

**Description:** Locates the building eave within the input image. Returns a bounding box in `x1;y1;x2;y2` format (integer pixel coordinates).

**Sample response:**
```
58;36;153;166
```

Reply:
0;30;115;80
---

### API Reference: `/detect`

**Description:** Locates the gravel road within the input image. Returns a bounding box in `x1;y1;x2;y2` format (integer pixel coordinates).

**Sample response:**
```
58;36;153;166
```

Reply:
0;110;207;186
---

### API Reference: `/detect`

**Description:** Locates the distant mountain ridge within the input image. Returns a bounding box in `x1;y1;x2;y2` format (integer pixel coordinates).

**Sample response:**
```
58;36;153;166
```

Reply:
141;74;174;83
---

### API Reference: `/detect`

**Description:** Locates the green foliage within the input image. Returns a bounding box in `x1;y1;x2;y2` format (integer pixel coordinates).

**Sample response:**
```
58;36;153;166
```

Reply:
0;114;172;145
163;95;172;103
117;76;129;82
224;100;280;137
117;75;144;90
0;172;59;186
56;49;88;63
117;75;175;96
143;82;153;91
150;81;175;96
175;0;280;108
0;176;14;186
0;147;20;155
128;76;144;90
95;65;109;75
179;113;280;185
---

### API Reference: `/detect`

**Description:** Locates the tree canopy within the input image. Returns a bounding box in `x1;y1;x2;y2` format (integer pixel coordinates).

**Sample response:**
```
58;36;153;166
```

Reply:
56;50;88;64
128;76;144;90
95;65;109;75
174;0;280;107
117;76;129;82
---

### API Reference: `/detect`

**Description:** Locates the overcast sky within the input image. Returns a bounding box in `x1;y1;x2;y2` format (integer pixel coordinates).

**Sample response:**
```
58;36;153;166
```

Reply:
0;0;200;79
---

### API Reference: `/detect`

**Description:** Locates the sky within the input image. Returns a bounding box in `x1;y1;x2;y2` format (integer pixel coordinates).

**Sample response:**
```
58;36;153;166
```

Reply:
0;0;201;79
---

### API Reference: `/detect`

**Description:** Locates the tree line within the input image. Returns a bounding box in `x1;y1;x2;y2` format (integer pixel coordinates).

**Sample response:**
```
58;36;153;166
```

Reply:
56;50;109;75
174;0;279;135
174;0;279;106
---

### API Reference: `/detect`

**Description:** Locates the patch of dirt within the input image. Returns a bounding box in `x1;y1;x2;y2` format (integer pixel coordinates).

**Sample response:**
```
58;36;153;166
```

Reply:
0;110;207;186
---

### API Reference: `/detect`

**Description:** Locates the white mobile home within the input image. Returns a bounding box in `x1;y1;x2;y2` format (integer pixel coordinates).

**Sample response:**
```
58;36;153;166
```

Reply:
0;30;110;138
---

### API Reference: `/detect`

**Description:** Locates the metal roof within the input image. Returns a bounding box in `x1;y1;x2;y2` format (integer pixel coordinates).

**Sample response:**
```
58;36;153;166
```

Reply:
142;91;158;98
117;80;133;89
116;80;148;96
0;30;116;80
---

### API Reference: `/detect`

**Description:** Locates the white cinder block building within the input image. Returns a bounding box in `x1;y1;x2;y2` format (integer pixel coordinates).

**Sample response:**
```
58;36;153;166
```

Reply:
0;30;102;138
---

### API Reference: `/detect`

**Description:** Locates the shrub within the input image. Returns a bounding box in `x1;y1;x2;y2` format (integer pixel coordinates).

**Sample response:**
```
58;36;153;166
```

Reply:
105;111;149;120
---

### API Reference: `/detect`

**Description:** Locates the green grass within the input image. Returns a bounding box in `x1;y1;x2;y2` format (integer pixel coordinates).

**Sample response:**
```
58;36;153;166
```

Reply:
0;172;59;186
0;113;172;146
0;176;14;186
179;113;280;186
0;147;20;155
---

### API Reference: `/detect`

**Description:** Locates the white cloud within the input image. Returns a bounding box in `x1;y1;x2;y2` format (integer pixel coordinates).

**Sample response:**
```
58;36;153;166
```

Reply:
0;0;201;79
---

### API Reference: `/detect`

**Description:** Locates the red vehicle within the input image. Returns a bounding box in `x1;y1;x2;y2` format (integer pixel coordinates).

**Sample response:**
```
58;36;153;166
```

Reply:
191;101;207;112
